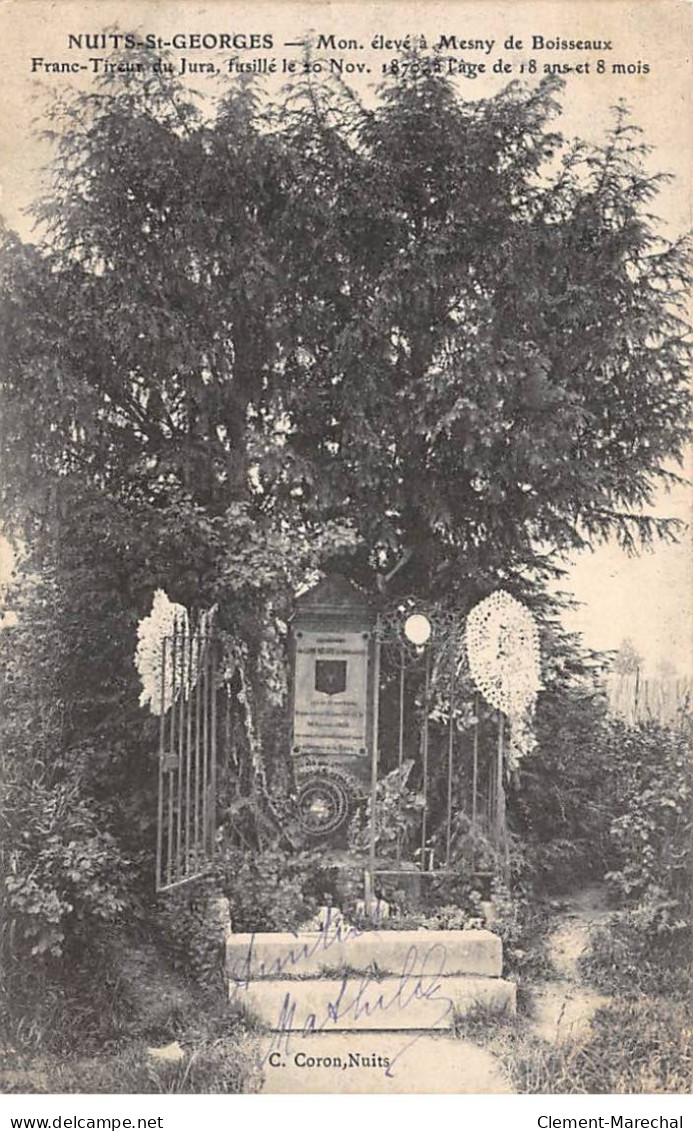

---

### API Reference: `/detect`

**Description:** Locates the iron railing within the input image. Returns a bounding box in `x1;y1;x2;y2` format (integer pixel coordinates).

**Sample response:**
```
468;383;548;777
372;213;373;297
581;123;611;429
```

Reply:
156;629;218;892
366;613;508;894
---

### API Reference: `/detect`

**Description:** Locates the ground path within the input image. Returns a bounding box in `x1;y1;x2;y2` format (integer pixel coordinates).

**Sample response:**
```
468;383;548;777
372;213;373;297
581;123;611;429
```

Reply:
529;884;612;1044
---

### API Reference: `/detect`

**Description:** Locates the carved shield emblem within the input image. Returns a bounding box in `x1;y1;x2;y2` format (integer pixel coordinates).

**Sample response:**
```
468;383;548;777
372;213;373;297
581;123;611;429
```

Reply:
315;659;347;696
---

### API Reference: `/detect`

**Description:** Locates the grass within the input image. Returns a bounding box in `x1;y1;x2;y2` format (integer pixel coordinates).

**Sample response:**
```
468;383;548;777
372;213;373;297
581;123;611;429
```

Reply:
579;916;692;1000
514;997;690;1093
1;1032;263;1094
230;961;391;982
450;903;691;1096
1;936;264;1094
452;997;519;1043
455;995;691;1094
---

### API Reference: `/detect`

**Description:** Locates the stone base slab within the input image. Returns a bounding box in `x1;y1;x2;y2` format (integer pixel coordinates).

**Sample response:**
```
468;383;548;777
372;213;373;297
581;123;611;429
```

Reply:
226;928;502;980
229;973;515;1031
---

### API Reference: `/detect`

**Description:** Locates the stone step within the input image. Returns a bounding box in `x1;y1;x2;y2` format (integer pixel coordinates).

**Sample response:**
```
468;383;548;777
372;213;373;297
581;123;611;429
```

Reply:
226;928;502;981
229;973;515;1032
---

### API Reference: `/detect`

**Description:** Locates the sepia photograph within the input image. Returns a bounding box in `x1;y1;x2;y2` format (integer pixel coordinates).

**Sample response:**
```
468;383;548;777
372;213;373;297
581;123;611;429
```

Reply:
0;0;691;1107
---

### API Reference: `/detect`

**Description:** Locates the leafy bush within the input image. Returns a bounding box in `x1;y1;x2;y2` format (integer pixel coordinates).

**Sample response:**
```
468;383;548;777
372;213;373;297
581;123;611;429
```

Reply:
581;899;691;998
483;878;555;981
154;881;230;987
2;767;131;964
605;722;691;912
214;843;336;933
515;684;692;914
513;685;620;891
0;561;149;990
578;721;691;997
347;760;423;860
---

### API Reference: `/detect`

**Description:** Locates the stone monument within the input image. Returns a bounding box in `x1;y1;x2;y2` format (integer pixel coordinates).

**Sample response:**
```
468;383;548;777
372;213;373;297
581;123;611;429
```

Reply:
290;574;376;841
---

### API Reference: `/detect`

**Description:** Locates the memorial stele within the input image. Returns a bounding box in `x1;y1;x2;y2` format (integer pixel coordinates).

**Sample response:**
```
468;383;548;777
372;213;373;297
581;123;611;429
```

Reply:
290;574;376;839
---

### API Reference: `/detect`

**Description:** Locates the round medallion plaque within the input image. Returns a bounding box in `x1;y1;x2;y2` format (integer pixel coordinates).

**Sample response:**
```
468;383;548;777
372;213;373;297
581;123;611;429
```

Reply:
296;770;353;837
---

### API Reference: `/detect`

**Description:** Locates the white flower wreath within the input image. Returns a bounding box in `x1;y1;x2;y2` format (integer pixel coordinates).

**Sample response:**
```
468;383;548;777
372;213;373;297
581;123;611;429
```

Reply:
465;590;542;769
135;589;216;716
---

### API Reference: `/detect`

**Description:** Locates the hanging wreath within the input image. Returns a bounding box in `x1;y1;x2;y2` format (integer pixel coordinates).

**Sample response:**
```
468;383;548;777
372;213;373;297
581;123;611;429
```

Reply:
465;590;542;769
294;764;363;838
135;589;216;716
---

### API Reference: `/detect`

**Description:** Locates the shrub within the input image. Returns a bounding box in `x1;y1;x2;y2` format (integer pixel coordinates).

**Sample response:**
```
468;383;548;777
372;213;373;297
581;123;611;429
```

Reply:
482;877;555;981
580;899;691;998
347;760;423;860
578;721;692;997
215;843;335;933
605;722;691;915
154;880;230;987
513;686;620;891
2;765;131;965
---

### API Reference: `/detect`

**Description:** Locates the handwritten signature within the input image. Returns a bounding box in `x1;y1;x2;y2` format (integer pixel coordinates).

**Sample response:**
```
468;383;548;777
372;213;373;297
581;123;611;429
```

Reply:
227;909;363;987
228;913;454;1079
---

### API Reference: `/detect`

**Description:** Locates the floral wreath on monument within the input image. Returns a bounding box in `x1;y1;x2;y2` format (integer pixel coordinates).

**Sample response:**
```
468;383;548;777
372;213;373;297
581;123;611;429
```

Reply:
291;756;366;838
465;589;542;771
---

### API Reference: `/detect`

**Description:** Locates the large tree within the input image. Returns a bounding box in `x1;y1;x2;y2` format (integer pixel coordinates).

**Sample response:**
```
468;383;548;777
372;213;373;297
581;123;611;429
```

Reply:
0;53;690;777
2;61;690;607
269;68;691;600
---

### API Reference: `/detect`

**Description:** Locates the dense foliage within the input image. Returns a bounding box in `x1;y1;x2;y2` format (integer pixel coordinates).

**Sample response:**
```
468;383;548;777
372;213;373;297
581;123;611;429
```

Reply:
2;58;690;592
512;679;618;888
580;720;692;995
605;721;691;911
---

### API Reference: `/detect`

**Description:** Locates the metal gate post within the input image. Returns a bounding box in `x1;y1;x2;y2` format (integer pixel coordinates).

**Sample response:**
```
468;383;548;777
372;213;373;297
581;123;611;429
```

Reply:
366;615;382;901
419;645;431;866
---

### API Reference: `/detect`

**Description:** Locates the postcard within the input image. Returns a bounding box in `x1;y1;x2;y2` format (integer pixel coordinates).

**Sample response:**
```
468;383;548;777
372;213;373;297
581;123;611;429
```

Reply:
0;0;690;1104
